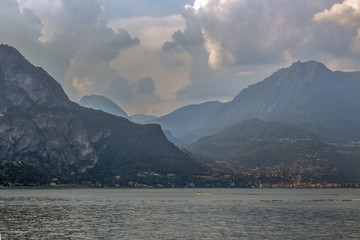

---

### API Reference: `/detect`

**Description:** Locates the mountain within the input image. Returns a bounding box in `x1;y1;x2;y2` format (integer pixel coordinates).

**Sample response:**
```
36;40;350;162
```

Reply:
130;114;157;124
162;130;185;147
79;95;130;120
187;119;360;182
148;101;224;144
190;61;360;143
188;119;324;167
0;44;203;186
78;95;186;147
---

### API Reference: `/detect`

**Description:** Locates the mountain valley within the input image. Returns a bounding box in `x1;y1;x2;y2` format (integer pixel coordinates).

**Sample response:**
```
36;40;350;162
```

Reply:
1;45;360;187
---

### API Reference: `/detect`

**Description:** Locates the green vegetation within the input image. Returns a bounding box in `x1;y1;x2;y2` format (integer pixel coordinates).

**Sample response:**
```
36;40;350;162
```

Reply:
187;119;360;183
188;119;323;167
0;160;50;186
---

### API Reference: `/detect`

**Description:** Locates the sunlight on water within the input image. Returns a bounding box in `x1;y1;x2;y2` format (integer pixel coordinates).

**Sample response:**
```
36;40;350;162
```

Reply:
0;188;360;239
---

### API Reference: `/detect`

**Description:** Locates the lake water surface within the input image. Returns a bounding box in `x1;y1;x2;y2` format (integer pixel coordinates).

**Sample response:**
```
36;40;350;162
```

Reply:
0;188;359;239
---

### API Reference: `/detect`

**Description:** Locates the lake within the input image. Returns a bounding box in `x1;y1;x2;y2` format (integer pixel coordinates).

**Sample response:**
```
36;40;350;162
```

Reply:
0;188;359;239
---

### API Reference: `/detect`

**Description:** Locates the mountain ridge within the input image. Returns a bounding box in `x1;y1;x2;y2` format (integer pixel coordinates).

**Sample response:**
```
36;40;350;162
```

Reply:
0;44;202;185
190;60;360;143
148;100;224;144
79;94;130;120
130;114;157;123
0;44;70;111
188;118;324;165
187;118;360;182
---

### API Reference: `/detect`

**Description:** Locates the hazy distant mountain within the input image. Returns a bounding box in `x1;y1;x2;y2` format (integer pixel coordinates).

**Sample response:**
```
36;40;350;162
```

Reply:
130;114;157;124
0;44;202;186
78;95;188;146
188;119;360;182
162;130;185;147
191;61;360;143
148;101;224;144
79;95;130;120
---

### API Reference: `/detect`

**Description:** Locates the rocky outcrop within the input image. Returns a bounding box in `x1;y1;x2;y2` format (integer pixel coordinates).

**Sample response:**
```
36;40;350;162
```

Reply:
0;45;97;174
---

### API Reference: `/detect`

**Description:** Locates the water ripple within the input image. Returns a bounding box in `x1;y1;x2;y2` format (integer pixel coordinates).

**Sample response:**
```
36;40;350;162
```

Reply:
0;188;359;239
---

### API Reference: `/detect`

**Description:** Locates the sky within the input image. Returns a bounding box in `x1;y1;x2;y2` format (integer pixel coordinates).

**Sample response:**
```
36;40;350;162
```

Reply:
1;0;359;116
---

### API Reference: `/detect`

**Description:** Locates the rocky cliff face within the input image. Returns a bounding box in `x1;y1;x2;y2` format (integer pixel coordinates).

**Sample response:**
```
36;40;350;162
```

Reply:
0;45;98;175
0;44;198;181
0;45;69;110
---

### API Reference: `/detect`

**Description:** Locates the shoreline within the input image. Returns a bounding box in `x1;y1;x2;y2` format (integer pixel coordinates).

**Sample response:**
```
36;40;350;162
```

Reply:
1;185;360;189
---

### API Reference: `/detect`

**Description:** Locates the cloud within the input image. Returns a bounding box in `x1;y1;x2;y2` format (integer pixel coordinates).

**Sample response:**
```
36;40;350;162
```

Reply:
108;14;192;114
63;25;140;100
313;0;360;27
189;0;342;66
3;0;191;115
108;15;184;48
161;5;243;100
1;0;359;116
313;0;360;54
237;71;254;77
162;0;360;102
136;77;156;95
162;1;288;100
0;0;42;54
104;0;194;19
9;0;141;106
162;6;204;53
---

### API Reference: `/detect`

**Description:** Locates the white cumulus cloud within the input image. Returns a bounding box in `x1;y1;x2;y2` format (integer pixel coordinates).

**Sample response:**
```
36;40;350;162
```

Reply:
313;0;360;27
314;0;360;53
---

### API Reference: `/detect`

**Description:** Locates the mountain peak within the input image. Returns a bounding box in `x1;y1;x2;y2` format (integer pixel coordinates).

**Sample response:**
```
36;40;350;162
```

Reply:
79;94;130;119
0;44;22;56
289;60;331;72
0;44;32;71
0;44;69;109
0;44;19;55
191;60;360;144
283;60;332;82
80;94;112;103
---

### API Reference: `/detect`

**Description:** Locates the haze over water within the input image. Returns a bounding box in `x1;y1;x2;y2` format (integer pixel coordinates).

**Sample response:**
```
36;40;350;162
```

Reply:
1;188;359;239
